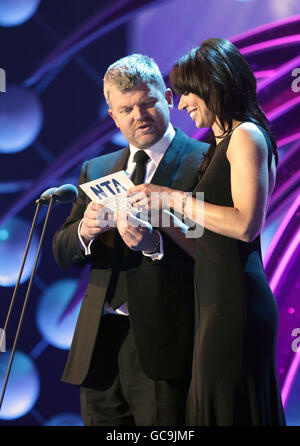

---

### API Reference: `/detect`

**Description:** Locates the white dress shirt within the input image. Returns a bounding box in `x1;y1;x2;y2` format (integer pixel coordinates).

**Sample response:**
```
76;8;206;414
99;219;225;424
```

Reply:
78;123;176;315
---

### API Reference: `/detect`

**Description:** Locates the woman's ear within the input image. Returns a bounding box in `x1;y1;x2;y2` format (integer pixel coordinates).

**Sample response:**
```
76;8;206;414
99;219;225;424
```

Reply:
165;88;173;110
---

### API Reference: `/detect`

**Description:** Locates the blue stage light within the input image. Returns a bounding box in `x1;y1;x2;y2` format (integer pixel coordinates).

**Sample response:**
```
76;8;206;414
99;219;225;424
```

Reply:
0;229;9;241
0;217;40;287
36;279;82;349
0;0;41;27
111;131;128;147
0;85;43;153
0;350;40;420
44;413;83;426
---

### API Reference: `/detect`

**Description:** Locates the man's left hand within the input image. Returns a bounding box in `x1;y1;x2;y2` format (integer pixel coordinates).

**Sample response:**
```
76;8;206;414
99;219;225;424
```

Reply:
116;212;159;252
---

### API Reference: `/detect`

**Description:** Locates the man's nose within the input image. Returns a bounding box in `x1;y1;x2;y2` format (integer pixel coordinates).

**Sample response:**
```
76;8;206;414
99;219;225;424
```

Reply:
178;96;186;111
134;106;147;120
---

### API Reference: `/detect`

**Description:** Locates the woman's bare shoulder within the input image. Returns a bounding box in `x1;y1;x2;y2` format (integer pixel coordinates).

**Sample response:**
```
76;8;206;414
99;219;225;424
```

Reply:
227;122;269;163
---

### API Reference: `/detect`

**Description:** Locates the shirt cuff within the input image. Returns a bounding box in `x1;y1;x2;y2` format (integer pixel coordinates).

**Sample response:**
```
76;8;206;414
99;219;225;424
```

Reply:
142;230;164;261
78;219;94;255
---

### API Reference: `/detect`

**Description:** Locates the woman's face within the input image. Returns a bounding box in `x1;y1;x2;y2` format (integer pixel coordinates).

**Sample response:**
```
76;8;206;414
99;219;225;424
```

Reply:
178;93;215;129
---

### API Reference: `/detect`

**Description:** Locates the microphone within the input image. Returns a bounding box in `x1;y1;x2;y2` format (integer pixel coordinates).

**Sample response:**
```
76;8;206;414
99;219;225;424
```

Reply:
52;183;78;204
36;187;58;205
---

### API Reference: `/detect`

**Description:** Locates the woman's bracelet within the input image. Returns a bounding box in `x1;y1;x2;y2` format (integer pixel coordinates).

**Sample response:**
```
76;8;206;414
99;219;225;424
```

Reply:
182;193;188;216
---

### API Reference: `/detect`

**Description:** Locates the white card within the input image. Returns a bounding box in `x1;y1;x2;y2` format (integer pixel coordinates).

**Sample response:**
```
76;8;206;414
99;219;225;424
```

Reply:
79;170;134;213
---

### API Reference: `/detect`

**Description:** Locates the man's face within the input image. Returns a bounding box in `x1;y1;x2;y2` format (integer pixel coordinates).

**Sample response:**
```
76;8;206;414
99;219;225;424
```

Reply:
108;82;173;149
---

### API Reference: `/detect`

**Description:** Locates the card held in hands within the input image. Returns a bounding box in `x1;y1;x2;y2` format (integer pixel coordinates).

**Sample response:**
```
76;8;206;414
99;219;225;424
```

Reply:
80;170;134;213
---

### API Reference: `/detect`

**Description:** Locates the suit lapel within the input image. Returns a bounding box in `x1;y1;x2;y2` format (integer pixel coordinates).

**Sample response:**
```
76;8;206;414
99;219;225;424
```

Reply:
111;146;130;174
150;128;189;187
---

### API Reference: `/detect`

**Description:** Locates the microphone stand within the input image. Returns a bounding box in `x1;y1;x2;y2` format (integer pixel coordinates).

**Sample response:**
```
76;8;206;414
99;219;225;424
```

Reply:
0;195;55;411
0;201;41;353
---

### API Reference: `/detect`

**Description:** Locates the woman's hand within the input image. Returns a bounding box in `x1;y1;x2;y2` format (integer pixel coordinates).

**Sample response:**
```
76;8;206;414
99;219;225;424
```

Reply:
127;184;182;213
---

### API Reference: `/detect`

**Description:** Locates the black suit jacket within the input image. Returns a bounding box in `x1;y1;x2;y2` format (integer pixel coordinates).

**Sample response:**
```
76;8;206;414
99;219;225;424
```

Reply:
52;128;208;387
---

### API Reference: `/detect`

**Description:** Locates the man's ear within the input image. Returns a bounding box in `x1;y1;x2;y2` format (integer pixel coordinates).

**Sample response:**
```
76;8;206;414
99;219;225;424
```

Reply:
165;88;173;110
108;108;120;128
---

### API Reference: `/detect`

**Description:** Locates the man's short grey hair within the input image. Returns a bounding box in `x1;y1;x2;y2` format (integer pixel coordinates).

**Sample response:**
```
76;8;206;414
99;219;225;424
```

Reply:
103;54;166;106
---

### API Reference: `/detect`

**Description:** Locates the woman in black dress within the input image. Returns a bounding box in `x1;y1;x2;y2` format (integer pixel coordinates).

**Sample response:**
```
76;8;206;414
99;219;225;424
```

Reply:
127;38;286;426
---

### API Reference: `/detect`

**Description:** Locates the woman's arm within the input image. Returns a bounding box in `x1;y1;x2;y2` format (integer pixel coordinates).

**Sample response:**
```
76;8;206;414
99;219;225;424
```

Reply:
172;123;274;242
128;123;274;243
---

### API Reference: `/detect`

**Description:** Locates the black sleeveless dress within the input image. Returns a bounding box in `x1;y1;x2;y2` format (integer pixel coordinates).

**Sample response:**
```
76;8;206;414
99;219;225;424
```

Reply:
186;125;286;426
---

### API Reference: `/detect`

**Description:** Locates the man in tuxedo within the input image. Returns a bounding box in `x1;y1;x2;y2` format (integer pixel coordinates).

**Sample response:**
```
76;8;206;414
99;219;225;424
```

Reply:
52;54;208;426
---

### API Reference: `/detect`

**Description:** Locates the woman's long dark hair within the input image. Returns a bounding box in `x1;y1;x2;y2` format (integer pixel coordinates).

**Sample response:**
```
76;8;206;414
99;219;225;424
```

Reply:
169;38;278;176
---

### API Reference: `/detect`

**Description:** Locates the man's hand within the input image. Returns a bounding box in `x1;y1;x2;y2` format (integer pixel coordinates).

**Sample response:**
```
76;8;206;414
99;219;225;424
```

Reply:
116;212;159;252
80;202;116;245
